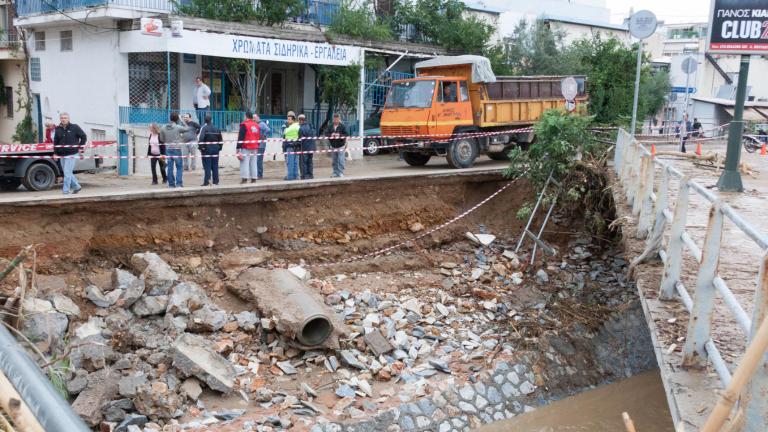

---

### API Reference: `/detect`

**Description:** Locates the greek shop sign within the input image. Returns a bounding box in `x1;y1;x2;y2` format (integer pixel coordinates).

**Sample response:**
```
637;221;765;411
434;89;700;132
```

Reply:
120;29;362;66
707;0;768;54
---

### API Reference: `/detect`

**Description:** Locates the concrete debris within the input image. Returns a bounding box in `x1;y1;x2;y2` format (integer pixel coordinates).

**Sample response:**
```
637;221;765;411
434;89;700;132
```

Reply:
71;369;119;426
234;311;259;331
276;361;298;375
218;249;273;272
86;284;122;308
288;265;311;282
466;232;496;246
166;282;209;316
131;252;178;296
49;293;81;316
536;269;549;283
409;222;425;232
118;373;149;398
113;268;145;307
339;350;367;370
131;295;169;317
363;330;394;356
187;305;228;332
74;317;104;339
20;298;68;345
172;333;236;393
179;378;203;401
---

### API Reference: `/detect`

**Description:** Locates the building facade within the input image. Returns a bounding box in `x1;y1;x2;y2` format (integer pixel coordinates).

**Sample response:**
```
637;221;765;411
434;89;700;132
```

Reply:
1;0;25;145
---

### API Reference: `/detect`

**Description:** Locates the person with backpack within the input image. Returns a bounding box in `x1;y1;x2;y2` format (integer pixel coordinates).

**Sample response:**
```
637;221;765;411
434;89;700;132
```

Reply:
237;111;261;184
298;114;316;179
198;114;223;186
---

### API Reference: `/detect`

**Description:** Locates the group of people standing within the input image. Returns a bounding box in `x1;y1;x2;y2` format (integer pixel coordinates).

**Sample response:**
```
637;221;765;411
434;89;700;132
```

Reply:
146;109;349;188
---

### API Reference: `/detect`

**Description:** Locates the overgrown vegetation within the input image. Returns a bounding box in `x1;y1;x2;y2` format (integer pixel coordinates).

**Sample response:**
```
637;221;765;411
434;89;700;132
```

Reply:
506;110;616;237
398;0;493;54
489;19;583;76
328;1;393;41
316;64;360;129
174;0;304;24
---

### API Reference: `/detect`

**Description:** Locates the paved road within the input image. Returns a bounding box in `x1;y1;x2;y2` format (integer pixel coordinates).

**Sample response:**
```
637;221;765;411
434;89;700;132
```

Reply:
0;155;508;205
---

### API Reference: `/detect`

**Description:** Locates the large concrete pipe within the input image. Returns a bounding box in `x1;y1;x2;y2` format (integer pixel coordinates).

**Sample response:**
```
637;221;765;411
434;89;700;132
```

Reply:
232;268;342;348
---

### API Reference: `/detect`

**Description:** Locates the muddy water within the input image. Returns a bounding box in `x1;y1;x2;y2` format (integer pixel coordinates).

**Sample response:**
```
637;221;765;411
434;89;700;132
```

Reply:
477;370;675;432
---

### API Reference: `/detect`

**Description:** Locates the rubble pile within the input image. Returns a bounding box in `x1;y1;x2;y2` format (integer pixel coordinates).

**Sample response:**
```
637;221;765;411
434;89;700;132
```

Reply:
10;227;641;432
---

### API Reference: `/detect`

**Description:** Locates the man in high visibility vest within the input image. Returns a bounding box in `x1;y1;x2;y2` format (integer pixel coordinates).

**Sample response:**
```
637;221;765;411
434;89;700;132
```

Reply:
237;111;261;184
283;113;300;181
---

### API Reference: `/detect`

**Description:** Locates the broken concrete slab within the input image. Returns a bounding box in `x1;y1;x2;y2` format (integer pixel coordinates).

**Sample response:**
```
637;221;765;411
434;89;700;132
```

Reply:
172;333;236;393
219;249;273;273
130;252;178;296
20;298;68;344
364;330;394;356
466;232;496;246
86;285;122;308
71;369;120;426
48;293;81;316
166;282;210;316
187;305;228;332
132;295;169;317
113;268;145;307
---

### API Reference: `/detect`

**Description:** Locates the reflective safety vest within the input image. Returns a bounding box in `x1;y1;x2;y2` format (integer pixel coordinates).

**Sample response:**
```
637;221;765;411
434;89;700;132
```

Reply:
241;119;260;150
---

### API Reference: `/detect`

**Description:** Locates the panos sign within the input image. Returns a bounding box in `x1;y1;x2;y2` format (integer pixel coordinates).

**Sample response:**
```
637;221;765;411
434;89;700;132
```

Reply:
707;0;768;54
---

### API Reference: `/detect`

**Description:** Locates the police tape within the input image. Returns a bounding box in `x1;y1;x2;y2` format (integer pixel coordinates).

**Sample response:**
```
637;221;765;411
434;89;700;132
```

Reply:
635;134;730;145
1;127;536;150
306;170;528;268
633;123;730;138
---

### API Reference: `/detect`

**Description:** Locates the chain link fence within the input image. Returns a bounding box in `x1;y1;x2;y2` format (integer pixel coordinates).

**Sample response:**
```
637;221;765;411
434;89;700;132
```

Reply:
128;52;178;109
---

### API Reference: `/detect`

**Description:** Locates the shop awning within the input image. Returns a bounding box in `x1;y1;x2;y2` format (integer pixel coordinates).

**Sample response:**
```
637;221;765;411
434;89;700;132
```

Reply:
724;107;768;121
120;29;364;67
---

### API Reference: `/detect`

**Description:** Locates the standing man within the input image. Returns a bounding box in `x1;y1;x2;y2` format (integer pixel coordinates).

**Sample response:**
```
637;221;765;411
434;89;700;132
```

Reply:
237;111;261;184
181;113;200;171
255;114;271;180
159;112;191;188
198;114;223;186
193;77;211;124
283;113;300;181
326;113;348;178
298;114;316;180
53;112;87;195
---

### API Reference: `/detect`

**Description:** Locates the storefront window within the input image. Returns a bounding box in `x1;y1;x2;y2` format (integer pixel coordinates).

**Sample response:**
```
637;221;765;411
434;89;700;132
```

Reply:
128;53;179;109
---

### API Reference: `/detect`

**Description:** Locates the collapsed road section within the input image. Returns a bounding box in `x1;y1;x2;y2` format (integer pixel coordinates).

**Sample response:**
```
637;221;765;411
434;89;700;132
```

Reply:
0;171;665;432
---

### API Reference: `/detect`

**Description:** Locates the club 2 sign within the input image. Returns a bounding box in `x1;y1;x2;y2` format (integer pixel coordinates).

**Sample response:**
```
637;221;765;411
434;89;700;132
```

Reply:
707;0;768;54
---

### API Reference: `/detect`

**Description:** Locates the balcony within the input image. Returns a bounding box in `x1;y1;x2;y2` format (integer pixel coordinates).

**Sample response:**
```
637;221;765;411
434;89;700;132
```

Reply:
15;0;340;26
0;33;23;59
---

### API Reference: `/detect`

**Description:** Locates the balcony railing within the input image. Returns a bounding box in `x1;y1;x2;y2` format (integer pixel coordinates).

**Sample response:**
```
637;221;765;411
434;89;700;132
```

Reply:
15;0;340;25
0;33;21;49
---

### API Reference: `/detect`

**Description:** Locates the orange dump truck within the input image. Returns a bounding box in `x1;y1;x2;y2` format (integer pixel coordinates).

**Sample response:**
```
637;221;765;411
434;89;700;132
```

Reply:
380;55;587;168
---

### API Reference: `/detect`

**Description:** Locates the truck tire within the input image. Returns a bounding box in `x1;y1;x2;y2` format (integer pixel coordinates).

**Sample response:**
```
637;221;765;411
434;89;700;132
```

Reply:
22;162;56;191
446;138;478;168
0;178;22;191
402;152;431;166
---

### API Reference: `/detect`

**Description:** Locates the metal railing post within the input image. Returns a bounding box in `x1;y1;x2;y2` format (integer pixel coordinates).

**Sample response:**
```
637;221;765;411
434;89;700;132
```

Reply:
742;253;768;430
660;178;689;300
682;202;725;367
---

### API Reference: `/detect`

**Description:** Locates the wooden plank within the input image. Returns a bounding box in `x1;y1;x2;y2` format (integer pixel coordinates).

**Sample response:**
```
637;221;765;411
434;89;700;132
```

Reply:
0;371;45;432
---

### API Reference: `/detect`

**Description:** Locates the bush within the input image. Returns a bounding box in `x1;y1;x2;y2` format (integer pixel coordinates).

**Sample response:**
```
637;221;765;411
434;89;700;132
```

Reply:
328;1;393;41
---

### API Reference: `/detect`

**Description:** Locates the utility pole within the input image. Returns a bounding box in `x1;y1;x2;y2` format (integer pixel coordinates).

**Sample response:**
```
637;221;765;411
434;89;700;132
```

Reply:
716;55;750;192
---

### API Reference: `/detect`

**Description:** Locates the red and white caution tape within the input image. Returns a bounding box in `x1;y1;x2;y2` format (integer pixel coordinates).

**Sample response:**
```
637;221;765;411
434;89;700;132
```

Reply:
307;171;527;268
633;123;730;138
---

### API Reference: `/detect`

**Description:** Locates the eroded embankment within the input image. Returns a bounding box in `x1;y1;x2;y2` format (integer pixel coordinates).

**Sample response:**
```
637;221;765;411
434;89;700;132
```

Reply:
0;173;661;432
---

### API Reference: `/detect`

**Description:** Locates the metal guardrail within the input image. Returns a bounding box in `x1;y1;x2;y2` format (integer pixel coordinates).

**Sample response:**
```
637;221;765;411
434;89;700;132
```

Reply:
614;129;768;430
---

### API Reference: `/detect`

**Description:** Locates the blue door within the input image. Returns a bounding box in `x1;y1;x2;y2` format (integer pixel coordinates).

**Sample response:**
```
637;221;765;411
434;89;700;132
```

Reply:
118;129;129;176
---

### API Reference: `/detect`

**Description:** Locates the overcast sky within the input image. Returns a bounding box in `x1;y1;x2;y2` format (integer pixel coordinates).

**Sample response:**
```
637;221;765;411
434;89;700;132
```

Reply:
605;0;710;24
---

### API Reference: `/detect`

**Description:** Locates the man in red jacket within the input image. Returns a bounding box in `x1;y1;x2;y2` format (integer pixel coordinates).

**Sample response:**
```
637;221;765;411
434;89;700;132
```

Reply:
237;111;261;184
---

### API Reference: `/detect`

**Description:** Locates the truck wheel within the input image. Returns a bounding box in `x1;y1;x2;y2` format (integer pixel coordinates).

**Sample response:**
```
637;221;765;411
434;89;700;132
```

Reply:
22;163;56;191
0;178;22;191
402;152;431;166
447;138;478;168
363;138;381;156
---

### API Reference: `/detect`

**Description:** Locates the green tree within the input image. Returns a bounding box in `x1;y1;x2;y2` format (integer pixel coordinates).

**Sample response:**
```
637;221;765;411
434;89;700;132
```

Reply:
328;1;393;41
175;0;304;24
492;19;584;76
317;64;360;129
399;0;493;54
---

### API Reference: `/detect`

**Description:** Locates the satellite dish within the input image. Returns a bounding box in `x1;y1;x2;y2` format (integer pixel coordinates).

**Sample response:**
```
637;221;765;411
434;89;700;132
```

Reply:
561;77;578;101
629;10;658;40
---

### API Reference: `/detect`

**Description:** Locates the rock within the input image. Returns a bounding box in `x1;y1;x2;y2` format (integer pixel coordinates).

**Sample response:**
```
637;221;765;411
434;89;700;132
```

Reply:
70;335;117;371
260;317;275;331
71;369;119;426
402;298;421;314
325;355;339;372
520;381;535;395
132;296;169;317
276;361;298;375
429;358;451;373
288;266;311;282
435;303;449;317
302;382;318;397
254;387;273;402
118;373;148;398
133;381;183;420
536;269;549;283
172;333;236;393
20;299;68;344
339;350;367;370
470;268;484;281
49;293;81;316
187;305;228;332
256;226;268;234
180;378;203;401
166;282;209;316
364;330;394;356
409;222;425;232
335;384;356;398
33;274;67;296
130;252;178;296
113;268;145;307
234;311;259;331
66;372;88;395
115;414;148;432
218;249;272;270
86;285;121;308
466;232;496;246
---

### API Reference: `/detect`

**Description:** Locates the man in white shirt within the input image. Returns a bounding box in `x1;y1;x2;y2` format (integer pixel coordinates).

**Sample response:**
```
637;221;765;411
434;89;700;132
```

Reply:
193;77;211;124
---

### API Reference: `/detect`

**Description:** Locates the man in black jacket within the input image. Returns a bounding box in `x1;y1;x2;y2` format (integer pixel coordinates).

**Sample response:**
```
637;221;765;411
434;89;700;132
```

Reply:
298;114;316;179
326;113;348;178
53;112;87;194
198;114;223;186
